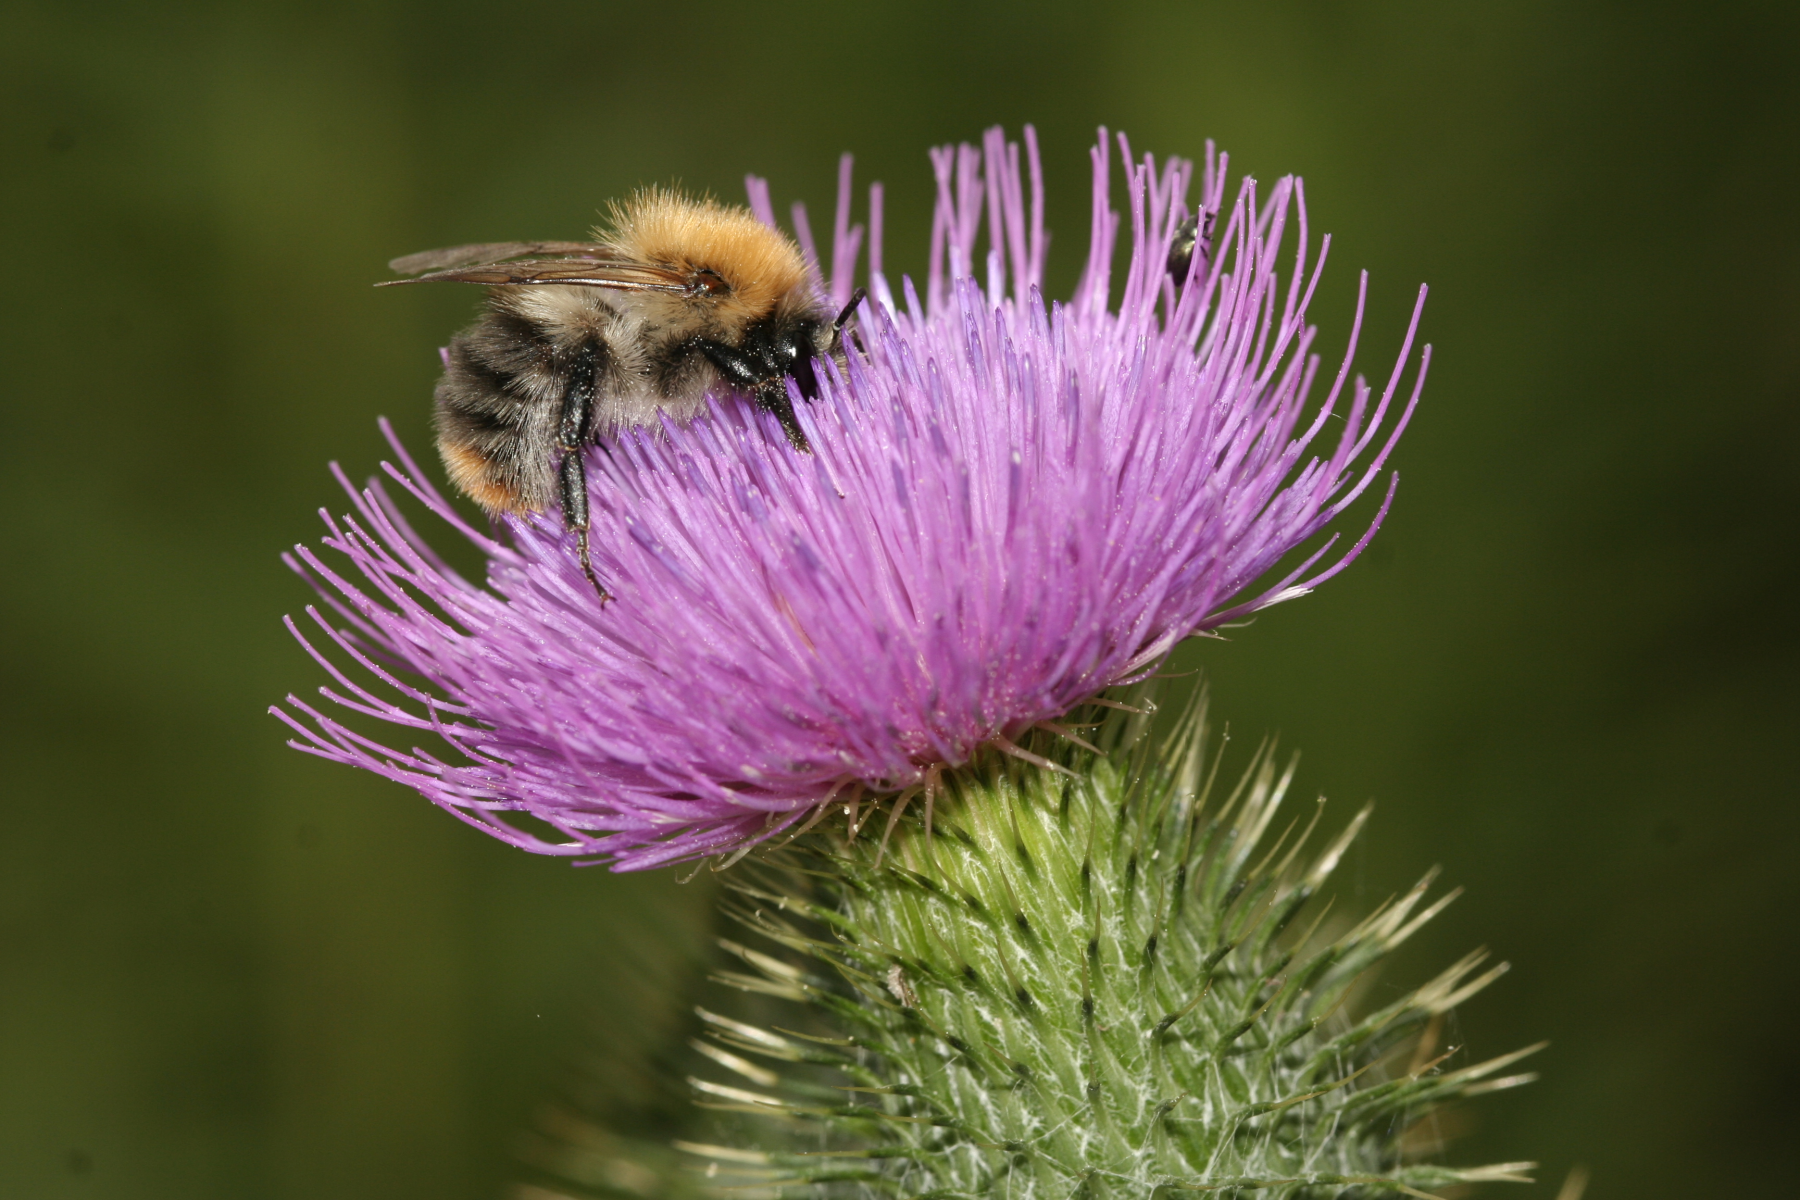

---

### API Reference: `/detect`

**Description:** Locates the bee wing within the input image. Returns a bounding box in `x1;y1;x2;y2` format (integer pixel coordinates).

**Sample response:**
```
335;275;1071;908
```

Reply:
378;257;696;295
386;241;618;275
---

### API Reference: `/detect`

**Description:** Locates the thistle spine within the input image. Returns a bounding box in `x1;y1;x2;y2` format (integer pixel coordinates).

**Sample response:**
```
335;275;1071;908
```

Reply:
679;695;1537;1199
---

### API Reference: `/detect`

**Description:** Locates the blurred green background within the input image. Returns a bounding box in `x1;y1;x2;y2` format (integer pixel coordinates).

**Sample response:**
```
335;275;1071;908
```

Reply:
3;1;1796;1197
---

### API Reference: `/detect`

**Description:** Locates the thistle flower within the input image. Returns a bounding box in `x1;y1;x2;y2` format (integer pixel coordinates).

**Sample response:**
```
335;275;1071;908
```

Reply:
275;127;1428;870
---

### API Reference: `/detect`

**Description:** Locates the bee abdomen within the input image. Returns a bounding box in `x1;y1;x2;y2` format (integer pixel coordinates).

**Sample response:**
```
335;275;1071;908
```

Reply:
433;309;567;513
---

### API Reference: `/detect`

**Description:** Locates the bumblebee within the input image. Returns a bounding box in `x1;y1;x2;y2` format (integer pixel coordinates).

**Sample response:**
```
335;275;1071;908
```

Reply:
382;189;864;595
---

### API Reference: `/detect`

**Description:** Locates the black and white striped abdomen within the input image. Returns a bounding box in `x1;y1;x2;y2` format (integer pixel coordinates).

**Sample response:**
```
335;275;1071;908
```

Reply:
432;288;716;513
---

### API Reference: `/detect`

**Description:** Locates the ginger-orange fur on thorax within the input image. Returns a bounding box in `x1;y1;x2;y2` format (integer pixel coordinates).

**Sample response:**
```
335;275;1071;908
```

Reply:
600;189;811;323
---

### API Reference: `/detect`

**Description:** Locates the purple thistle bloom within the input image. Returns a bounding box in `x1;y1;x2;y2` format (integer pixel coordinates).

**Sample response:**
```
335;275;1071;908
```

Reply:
275;127;1427;871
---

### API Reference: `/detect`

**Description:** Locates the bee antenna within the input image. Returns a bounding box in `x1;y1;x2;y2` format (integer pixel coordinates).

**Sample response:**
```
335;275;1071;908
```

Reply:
829;288;867;353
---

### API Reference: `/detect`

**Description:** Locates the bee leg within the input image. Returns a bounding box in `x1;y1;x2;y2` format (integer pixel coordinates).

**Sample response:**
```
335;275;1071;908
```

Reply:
691;338;811;452
557;452;607;601
556;342;609;601
755;383;810;452
691;337;762;388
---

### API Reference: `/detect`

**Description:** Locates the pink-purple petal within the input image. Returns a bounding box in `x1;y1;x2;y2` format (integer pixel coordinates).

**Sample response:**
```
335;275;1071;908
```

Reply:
275;127;1429;870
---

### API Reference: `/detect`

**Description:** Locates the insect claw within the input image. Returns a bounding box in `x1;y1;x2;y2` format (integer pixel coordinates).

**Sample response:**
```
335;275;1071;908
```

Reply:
575;529;611;603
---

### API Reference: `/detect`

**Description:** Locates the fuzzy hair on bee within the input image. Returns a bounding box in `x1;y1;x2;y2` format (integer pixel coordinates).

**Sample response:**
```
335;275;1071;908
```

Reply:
381;188;865;597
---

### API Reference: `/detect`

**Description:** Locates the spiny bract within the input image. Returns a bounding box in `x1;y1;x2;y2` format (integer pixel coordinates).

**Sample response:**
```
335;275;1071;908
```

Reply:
667;696;1536;1200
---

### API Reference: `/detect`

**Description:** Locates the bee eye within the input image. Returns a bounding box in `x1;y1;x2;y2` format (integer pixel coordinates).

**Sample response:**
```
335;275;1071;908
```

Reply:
788;349;821;400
